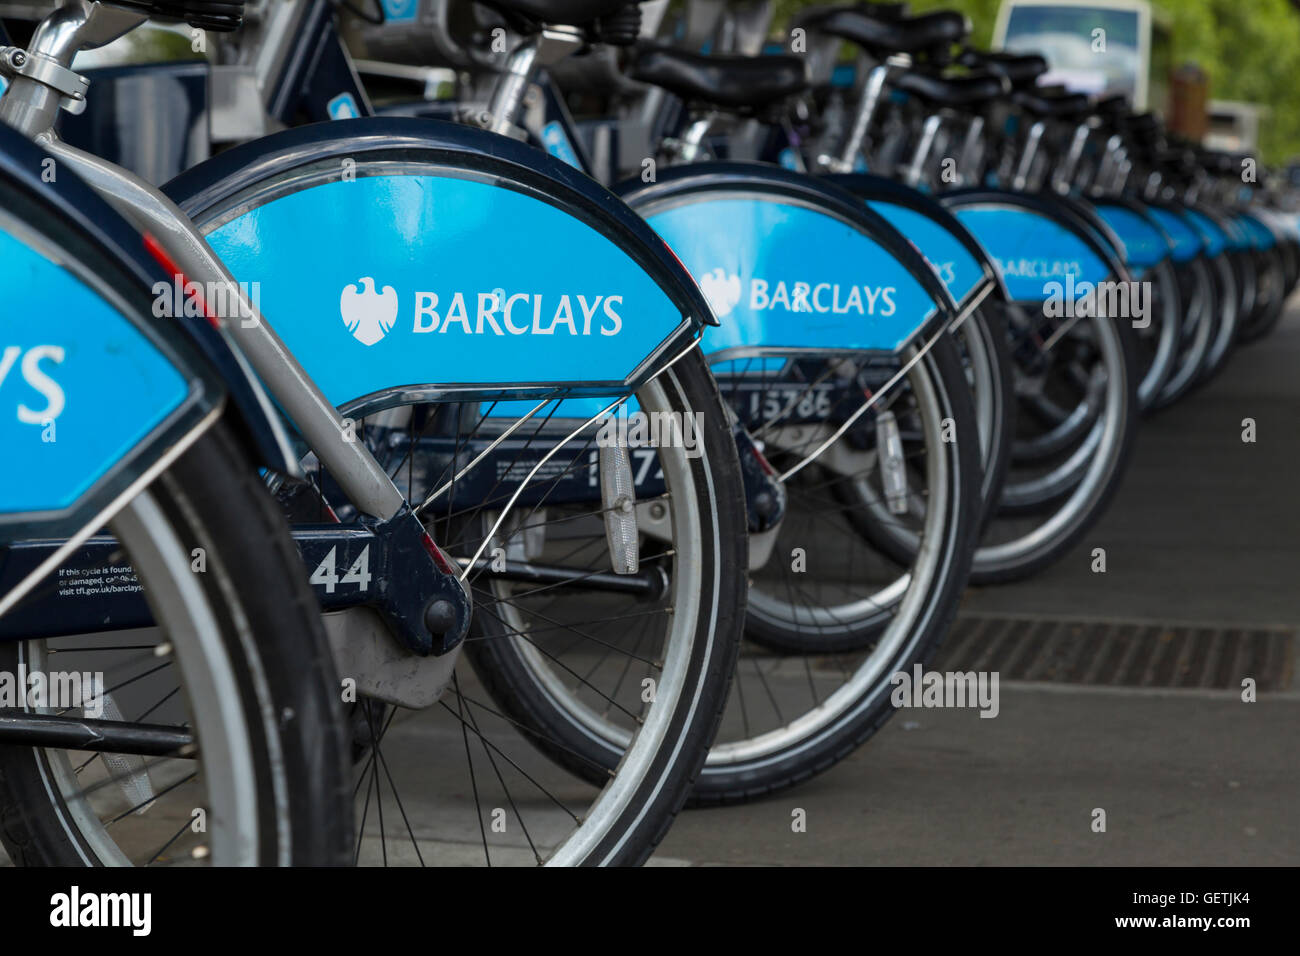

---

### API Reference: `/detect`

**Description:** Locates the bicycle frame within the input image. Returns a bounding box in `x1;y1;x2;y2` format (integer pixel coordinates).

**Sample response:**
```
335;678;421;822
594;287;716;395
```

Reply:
0;1;579;657
0;0;736;662
2;5;404;521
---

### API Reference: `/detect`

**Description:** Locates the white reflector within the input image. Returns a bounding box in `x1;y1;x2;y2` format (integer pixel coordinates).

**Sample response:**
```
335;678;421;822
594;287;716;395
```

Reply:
876;410;909;515
599;442;639;574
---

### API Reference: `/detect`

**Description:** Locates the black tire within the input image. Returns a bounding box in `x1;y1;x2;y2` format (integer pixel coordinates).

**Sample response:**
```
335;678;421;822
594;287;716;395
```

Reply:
1133;259;1183;413
1238;245;1289;343
964;303;1017;530
972;302;1140;583
1192;252;1241;387
1149;257;1215;410
691;334;981;800
0;420;352;866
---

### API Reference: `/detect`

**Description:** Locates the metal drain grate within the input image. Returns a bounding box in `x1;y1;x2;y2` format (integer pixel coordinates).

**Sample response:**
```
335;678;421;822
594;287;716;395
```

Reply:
935;616;1297;691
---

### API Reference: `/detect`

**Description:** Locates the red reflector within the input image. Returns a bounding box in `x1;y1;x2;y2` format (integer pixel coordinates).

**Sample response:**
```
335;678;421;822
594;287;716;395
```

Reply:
750;444;777;476
421;532;457;576
142;233;221;330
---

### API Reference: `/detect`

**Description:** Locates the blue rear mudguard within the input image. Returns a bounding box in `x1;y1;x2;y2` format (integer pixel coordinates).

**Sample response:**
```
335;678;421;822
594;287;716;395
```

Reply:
938;188;1132;304
1234;208;1281;251
614;161;961;361
162;118;719;414
822;172;1009;310
1085;196;1178;277
1136;198;1206;265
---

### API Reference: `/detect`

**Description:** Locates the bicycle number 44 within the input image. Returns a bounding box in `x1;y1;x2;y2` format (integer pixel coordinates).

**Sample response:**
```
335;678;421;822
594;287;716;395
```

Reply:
309;545;372;593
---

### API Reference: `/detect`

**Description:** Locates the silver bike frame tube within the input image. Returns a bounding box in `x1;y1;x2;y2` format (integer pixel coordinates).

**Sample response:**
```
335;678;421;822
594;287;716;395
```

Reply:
1011;119;1046;192
903;113;942;189
484;28;583;135
834;62;891;172
954;114;984;187
43;140;407;518
1054;121;1092;195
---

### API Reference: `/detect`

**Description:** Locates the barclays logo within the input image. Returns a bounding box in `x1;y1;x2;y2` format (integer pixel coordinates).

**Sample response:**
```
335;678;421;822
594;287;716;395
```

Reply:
698;268;743;318
340;278;398;346
339;278;625;345
995;257;1084;279
696;269;898;318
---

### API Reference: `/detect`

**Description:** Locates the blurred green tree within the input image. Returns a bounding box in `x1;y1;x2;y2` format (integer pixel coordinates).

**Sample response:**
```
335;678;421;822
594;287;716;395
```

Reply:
768;0;1300;161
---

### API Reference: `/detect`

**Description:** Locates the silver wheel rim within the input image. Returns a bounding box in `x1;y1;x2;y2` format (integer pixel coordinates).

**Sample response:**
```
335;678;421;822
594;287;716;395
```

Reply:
20;490;262;866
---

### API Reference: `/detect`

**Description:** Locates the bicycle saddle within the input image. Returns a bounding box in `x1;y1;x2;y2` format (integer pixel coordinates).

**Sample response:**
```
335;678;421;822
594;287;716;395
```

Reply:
957;49;1048;90
1092;93;1131;118
628;45;808;111
1120;111;1161;145
793;1;907;27
1011;87;1091;119
477;0;638;27
797;7;969;61
1197;148;1240;177
893;69;1008;108
106;0;245;31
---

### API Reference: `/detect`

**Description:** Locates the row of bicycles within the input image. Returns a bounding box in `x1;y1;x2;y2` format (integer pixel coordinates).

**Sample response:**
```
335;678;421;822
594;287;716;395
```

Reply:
0;0;1295;866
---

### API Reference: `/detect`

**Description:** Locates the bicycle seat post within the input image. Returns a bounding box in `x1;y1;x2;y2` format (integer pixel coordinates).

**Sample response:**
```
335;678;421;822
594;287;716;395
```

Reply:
1053;121;1094;195
1010;118;1046;192
902;111;941;188
483;27;583;136
0;0;145;139
1095;132;1128;194
826;61;894;173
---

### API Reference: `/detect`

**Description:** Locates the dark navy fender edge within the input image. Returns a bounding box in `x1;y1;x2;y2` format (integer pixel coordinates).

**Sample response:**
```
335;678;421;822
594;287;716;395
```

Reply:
162;116;721;340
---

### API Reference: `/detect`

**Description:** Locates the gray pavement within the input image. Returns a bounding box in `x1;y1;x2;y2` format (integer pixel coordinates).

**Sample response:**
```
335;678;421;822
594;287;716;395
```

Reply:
653;306;1300;865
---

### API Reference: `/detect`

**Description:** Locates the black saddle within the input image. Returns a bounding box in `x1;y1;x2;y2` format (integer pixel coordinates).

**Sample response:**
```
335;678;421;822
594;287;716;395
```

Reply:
893;70;1008;108
794;1;907;28
478;0;638;28
1011;88;1091;119
108;0;244;31
797;6;968;61
1121;111;1161;143
1092;93;1131;117
957;49;1048;89
629;46;809;111
1197;149;1240;177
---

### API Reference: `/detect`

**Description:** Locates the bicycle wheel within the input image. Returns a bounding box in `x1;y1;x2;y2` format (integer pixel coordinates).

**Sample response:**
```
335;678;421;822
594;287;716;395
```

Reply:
0;421;352;866
1132;258;1182;412
1150;257;1215;410
971;294;1139;583
463;332;981;802
1194;252;1241;386
783;306;1013;570
956;304;1016;528
699;334;979;799
1238;245;1289;343
299;347;746;864
168;120;752;864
